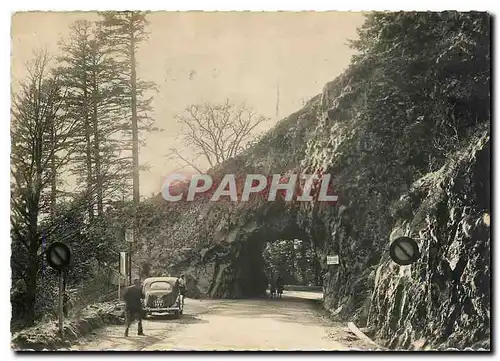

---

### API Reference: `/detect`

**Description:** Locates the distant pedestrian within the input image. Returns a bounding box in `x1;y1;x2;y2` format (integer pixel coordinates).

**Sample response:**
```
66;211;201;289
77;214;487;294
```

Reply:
276;275;284;298
269;276;277;298
123;279;145;337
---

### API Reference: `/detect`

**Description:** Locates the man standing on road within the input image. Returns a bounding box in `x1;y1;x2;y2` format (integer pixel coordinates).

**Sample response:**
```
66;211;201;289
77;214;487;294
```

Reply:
123;279;145;337
176;274;186;306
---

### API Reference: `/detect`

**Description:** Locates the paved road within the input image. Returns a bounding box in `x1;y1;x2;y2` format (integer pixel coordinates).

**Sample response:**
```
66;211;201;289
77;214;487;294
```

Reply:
69;291;369;351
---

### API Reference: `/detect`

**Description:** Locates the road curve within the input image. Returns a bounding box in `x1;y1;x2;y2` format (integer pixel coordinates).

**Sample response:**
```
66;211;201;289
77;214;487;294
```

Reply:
69;291;368;351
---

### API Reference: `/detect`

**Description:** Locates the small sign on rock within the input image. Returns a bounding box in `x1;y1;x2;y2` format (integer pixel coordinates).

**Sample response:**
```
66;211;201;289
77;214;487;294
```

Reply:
327;255;339;265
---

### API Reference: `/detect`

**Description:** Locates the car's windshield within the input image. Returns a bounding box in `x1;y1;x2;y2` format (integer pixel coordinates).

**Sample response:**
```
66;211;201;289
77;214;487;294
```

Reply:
148;281;172;290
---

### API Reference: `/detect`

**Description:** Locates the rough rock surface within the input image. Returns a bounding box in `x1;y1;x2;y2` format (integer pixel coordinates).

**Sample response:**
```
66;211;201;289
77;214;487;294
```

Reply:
368;128;490;350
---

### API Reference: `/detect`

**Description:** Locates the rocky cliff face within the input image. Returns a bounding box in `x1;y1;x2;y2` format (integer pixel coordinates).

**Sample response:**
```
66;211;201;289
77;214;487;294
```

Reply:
139;12;490;349
368;127;490;349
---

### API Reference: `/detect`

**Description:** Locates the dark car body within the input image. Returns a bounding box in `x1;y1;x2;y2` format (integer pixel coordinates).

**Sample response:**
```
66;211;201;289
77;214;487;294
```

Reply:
142;277;183;317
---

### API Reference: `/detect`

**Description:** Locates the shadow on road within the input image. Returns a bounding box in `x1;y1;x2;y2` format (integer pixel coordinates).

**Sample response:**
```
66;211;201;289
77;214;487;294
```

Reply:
147;313;209;325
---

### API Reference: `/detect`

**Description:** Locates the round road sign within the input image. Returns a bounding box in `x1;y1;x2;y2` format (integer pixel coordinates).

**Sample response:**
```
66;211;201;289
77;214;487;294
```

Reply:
46;242;71;271
389;236;420;266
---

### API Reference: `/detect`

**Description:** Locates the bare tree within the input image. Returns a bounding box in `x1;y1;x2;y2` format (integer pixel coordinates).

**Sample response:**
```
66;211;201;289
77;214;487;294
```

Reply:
167;99;268;172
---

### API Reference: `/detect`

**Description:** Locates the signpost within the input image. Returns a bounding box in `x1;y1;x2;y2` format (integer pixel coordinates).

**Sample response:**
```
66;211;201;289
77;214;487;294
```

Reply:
46;242;71;337
119;252;128;299
389;236;420;266
125;229;134;285
327;255;339;265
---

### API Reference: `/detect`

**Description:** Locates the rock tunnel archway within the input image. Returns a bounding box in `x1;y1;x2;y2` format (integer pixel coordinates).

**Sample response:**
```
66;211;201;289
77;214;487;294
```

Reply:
205;208;316;299
233;225;312;298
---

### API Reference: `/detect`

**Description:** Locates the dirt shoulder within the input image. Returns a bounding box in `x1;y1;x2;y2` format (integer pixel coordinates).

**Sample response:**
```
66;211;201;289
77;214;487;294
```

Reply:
11;301;124;351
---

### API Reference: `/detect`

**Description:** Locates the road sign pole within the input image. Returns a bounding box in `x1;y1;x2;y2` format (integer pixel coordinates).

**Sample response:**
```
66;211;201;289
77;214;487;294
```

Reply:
45;242;71;338
128;245;132;285
58;271;64;337
125;229;134;285
118;252;121;300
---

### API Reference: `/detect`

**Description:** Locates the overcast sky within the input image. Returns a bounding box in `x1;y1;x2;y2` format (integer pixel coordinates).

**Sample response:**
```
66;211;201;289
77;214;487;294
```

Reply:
11;11;366;197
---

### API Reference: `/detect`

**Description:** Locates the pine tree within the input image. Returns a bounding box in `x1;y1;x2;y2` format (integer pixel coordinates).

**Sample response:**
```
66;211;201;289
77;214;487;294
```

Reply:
57;20;133;218
57;21;95;219
98;11;159;206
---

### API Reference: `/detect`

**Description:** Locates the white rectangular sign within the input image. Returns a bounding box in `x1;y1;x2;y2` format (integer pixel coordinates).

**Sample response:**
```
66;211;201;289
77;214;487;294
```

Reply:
327;255;339;265
125;229;134;243
120;252;128;275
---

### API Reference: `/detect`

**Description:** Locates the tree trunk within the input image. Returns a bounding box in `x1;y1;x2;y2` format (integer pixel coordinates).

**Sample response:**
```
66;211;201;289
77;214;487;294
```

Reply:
23;253;37;325
24;193;40;326
84;85;94;220
299;240;307;284
49;119;56;219
129;21;139;280
314;251;322;286
92;71;103;216
130;26;140;206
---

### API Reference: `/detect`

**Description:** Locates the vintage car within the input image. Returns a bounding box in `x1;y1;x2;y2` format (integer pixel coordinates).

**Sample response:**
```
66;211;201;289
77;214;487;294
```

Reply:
141;276;183;318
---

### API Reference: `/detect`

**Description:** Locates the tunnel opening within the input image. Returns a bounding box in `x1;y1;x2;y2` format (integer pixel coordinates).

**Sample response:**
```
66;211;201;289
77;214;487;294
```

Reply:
226;221;322;299
263;239;322;287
